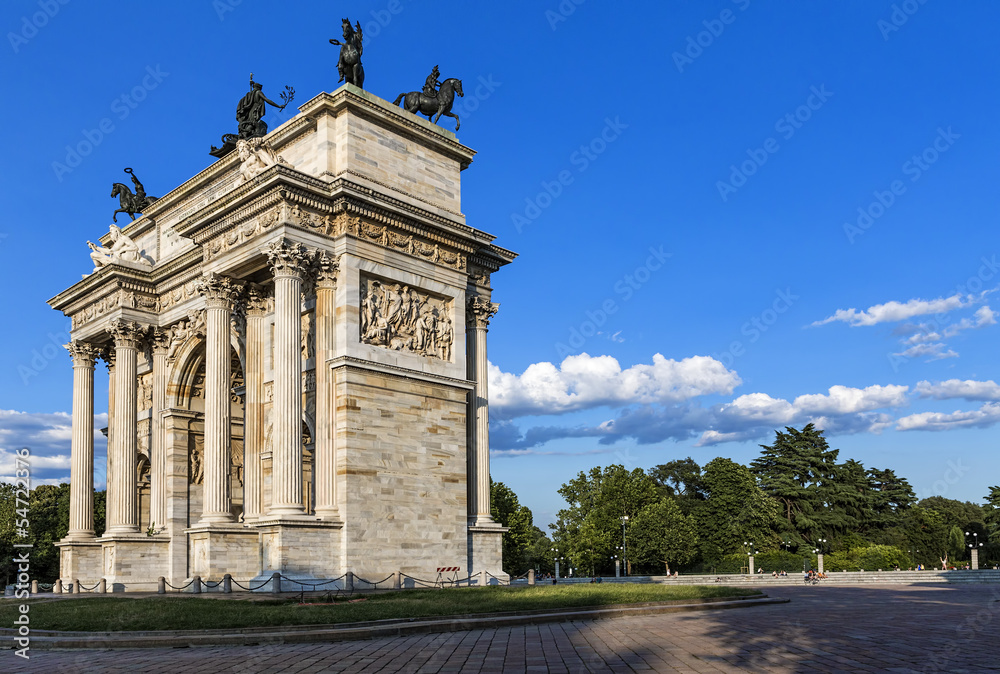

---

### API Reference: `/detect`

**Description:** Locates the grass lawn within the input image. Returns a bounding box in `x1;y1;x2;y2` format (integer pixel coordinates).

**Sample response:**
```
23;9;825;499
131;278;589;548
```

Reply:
0;584;761;632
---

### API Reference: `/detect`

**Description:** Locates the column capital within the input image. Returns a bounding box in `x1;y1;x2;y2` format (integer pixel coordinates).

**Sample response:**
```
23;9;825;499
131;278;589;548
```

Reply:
314;251;339;290
107;319;147;350
65;341;99;367
245;283;271;318
467;295;499;329
266;239;312;279
150;328;170;356
196;273;245;309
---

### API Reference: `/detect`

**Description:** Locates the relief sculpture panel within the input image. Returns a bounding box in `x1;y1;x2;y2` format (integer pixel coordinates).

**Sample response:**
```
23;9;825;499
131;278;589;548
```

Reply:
359;276;453;361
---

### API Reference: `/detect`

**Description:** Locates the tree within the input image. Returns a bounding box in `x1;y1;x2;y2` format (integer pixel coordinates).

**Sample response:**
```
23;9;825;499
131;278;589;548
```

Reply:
649;458;705;515
628;497;698;573
867;467;916;529
902;506;948;568
946;526;965;564
695;457;780;562
491;480;539;576
984;486;1000;564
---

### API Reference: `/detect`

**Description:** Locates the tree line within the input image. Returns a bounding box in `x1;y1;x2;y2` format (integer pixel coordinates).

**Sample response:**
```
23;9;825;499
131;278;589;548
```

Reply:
492;424;1000;576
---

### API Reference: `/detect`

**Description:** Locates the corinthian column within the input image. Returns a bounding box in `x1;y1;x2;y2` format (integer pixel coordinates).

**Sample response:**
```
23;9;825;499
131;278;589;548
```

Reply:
196;273;244;525
266;240;311;517
106;320;146;534
65;341;97;540
466;296;499;526
149;330;169;531
314;252;340;519
243;285;268;522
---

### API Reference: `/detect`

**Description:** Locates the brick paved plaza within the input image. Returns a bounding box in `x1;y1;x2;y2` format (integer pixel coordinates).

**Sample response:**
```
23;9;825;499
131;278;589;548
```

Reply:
9;584;1000;673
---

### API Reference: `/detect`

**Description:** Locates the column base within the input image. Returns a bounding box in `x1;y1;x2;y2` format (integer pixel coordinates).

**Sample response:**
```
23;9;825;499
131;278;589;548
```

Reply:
98;535;170;591
186;525;261;581
253;518;343;577
197;514;237;526
313;507;343;523
468;524;509;584
56;539;103;586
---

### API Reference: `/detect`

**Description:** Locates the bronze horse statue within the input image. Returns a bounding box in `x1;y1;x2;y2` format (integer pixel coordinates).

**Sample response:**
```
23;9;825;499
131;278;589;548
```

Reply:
329;18;364;88
393;78;464;131
110;181;157;223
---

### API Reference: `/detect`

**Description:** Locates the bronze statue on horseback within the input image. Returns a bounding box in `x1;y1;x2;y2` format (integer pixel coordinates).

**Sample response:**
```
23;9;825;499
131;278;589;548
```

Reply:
111;168;158;223
330;18;364;88
394;66;464;131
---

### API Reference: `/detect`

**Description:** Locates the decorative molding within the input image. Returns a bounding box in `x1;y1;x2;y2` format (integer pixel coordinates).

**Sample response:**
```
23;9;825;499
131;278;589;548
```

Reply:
328;355;474;390
65;341;99;366
266;239;312;278
203;206;280;262
107;319;148;349
71;288;160;330
196;272;245;309
150;328;170;356
314;251;339;289
360;276;454;361
245;283;270;317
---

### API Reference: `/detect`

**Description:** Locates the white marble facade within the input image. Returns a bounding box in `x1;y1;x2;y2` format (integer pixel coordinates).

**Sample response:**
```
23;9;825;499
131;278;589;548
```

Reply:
50;84;516;589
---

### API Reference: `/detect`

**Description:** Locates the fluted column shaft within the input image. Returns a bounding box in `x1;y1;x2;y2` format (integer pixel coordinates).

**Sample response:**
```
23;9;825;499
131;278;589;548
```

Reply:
66;342;97;539
268;241;310;517
243;286;268;522
197;274;243;525
467;297;499;525
314;253;339;519
150;332;169;531
107;321;144;534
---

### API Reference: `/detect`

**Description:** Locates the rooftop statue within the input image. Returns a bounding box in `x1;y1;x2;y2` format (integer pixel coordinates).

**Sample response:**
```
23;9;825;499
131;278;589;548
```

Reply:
111;168;158;223
236;137;293;184
394;68;464;131
88;224;152;272
329;18;364;88
210;74;295;158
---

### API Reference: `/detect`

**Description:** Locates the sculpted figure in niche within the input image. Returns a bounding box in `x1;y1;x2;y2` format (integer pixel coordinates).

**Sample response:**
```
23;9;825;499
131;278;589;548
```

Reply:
166;311;206;360
437;315;453;361
190;441;204;485
88;224;151;271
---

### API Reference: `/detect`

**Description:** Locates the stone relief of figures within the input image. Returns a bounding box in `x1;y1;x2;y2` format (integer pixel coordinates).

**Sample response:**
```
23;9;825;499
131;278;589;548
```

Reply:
359;277;453;360
236;137;293;184
138;373;153;411
166;311;207;361
88;224;152;272
231;440;244;487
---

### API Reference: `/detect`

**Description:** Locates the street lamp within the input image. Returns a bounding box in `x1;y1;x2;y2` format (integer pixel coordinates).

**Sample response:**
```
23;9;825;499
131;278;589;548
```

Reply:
621;516;630;576
744;541;756;575
611;554;620;578
815;538;827;574
966;532;984;570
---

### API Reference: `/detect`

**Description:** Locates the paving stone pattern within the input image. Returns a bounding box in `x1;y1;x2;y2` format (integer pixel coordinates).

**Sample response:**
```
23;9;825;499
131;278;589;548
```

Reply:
9;585;1000;672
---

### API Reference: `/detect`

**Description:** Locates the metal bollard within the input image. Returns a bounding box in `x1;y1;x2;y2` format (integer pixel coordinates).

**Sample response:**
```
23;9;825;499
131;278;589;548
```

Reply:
157;577;165;594
192;575;202;594
271;571;281;594
30;580;38;594
100;578;107;594
344;571;354;593
393;571;401;591
54;579;62;594
223;574;232;594
528;569;535;586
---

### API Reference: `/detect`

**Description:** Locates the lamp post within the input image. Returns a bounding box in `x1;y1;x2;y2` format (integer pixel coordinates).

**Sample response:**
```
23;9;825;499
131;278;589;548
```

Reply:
908;548;920;569
815;538;827;574
612;554;620;578
966;532;983;570
621;515;630;576
744;541;756;575
551;547;561;582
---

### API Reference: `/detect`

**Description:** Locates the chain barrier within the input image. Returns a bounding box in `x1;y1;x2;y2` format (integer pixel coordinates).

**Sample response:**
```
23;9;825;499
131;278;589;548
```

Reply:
162;578;196;591
77;581;102;591
353;574;394;588
230;578;272;592
277;573;348;589
399;572;441;588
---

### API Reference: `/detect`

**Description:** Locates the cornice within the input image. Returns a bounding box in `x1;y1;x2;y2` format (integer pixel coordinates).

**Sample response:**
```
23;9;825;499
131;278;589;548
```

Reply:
328;355;474;391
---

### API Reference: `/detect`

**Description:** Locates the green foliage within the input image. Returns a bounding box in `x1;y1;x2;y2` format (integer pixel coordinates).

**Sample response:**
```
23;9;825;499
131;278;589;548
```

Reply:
946;526;965;563
649;458;705;514
824;545;911;572
711;550;805;574
491;480;547;576
627;497;698;573
694;457;780;562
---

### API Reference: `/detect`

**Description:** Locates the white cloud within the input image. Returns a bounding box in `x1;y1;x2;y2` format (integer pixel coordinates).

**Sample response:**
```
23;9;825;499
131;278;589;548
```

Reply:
489;353;741;418
812;294;969;327
0;410;106;486
892;343;959;361
914;379;1000;401
896;402;1000;432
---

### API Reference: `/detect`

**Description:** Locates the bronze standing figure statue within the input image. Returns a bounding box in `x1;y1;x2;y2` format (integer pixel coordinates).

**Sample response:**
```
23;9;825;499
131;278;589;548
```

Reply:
394;71;465;131
111;168;158;222
210;74;294;158
330;18;364;88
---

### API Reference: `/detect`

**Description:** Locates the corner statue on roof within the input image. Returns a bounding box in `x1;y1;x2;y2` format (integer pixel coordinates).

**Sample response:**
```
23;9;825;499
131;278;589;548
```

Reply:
111;168;158;223
329;18;364;88
394;67;464;131
210;74;295;159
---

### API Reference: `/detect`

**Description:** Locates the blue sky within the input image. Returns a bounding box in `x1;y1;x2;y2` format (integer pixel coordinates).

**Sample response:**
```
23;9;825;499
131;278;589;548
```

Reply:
2;1;999;529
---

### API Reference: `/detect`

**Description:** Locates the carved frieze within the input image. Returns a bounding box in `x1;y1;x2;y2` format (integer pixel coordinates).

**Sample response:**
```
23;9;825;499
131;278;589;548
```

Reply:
360;276;454;361
72;289;160;330
203;206;280;262
159;279;202;312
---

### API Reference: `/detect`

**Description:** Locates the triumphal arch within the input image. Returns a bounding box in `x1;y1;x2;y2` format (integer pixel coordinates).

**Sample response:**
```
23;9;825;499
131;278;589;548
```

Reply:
49;83;515;589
